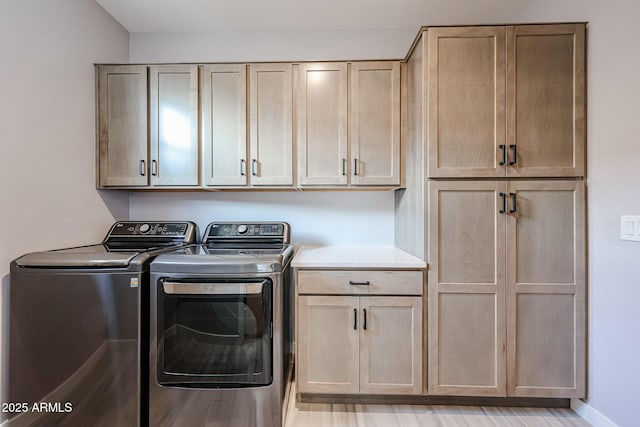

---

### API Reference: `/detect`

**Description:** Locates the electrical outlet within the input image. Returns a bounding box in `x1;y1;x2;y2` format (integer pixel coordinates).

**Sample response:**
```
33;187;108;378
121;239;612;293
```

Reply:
620;215;640;242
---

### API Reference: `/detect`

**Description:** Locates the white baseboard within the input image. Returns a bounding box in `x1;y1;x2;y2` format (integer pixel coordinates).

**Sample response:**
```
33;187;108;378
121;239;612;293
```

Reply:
571;399;619;427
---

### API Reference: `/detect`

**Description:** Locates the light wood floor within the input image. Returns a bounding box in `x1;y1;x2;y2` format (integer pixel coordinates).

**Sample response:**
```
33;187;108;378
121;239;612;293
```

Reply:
284;384;591;427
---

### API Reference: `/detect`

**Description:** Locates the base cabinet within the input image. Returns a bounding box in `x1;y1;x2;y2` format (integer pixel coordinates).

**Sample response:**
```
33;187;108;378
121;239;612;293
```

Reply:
296;270;423;396
297;295;359;394
428;180;585;398
359;296;422;395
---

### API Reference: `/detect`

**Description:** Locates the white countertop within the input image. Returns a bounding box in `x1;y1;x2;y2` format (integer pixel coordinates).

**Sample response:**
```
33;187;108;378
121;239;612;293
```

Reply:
291;245;427;269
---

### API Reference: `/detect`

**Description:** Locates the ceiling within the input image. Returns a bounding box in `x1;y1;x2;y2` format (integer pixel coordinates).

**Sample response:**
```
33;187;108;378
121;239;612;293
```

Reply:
95;0;530;33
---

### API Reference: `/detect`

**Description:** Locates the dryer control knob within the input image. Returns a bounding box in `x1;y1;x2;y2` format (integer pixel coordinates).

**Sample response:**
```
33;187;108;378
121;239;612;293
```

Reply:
237;224;248;234
139;223;151;233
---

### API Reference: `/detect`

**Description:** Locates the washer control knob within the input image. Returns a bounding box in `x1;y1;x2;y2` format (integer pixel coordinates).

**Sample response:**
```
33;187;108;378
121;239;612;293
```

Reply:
237;224;248;234
139;223;151;233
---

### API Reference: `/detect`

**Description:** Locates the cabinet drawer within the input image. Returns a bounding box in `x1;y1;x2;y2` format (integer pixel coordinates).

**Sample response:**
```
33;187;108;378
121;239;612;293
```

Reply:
297;270;423;295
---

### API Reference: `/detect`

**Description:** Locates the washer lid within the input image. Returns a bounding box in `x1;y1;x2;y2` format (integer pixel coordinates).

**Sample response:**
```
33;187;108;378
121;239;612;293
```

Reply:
15;245;139;268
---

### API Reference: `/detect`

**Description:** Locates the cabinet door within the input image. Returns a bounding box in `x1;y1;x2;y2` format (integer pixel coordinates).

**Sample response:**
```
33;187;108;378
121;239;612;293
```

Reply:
350;62;400;186
297;295;359;394
506;181;585;397
359;296;422;395
149;65;199;186
98;65;148;187
506;24;586;178
249;64;293;186
428;181;506;396
427;27;506;178
202;64;247;186
297;63;348;186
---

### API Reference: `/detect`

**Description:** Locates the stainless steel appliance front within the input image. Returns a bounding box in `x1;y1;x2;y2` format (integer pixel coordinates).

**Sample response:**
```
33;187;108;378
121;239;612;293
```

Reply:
148;222;292;427
5;221;197;427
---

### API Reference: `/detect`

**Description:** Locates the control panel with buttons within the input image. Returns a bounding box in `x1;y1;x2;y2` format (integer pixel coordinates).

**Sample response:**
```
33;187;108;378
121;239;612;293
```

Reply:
206;223;288;239
108;222;190;237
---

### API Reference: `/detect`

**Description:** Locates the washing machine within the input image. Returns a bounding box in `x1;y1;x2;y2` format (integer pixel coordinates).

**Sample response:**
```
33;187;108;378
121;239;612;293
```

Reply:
6;221;198;427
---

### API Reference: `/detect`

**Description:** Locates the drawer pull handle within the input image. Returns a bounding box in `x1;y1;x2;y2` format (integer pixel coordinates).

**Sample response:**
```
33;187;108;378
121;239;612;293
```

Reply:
353;308;357;330
509;192;517;214
349;281;370;286
499;144;506;166
363;308;367;330
509;144;517;166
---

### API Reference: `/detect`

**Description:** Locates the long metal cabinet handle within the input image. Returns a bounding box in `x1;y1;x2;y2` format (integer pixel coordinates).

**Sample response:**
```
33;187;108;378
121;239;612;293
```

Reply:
151;160;158;176
251;159;257;176
499;145;506;166
353;308;357;330
349;280;370;286
342;158;347;176
139;160;146;176
353;158;358;176
509;192;517;213
363;308;367;330
509;144;517;166
240;159;246;176
499;192;507;214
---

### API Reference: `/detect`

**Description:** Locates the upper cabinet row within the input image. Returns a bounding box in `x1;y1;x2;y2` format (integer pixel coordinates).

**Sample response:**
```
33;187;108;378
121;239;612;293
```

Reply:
97;62;400;189
428;24;585;178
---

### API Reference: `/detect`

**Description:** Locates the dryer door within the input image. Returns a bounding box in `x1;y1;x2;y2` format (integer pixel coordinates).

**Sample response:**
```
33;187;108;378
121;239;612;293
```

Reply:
157;278;273;387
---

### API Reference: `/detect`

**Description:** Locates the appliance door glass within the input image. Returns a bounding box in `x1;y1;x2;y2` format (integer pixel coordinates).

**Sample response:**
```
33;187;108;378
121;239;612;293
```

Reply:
157;278;272;387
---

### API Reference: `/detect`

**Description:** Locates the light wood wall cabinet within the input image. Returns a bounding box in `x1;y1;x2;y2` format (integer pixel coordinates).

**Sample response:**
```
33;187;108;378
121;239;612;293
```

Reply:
296;61;401;187
149;65;199;186
297;63;348;186
98;65;200;187
249;63;293;186
98;61;401;190
427;24;585;178
350;62;401;186
297;270;423;396
97;65;148;187
428;180;585;398
202;64;247;186
97;63;296;189
203;63;294;188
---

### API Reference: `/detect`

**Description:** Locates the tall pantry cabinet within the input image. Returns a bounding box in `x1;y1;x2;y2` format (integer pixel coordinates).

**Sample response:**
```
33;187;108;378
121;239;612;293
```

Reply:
396;23;587;398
